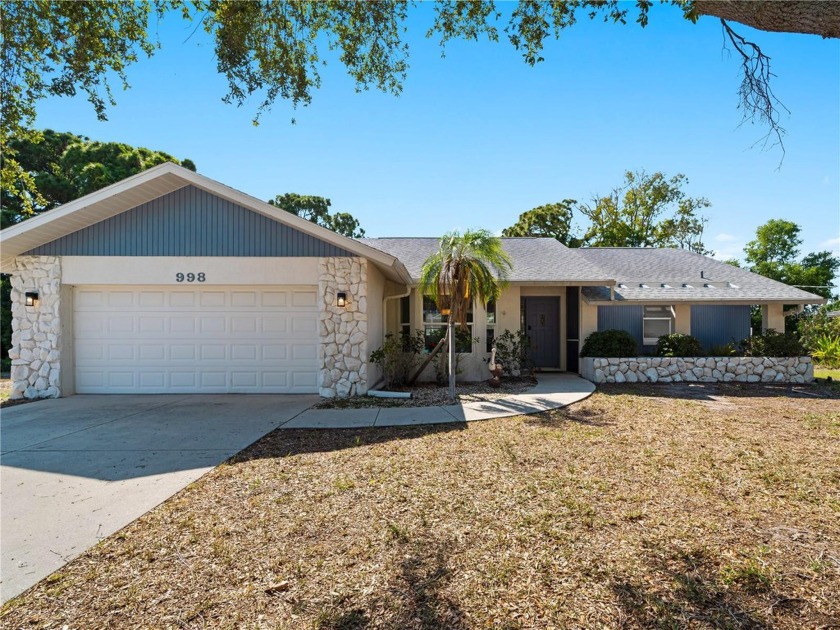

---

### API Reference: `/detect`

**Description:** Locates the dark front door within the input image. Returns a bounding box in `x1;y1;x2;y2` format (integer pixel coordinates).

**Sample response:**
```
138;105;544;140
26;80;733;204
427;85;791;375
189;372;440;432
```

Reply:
524;297;560;368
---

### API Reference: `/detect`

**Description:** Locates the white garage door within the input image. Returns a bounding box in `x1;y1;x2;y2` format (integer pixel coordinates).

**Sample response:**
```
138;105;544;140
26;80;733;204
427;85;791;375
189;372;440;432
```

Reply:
73;286;319;394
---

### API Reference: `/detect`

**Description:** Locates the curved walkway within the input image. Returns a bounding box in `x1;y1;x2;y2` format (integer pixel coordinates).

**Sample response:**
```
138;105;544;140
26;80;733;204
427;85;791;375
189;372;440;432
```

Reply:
281;373;595;429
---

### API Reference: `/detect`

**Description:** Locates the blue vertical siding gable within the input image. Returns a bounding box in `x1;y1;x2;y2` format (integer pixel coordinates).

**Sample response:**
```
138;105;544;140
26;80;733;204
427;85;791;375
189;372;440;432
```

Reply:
24;185;353;257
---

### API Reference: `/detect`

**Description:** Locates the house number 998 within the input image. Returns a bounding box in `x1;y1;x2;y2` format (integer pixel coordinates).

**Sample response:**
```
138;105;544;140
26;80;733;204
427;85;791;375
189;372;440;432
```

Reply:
175;272;205;282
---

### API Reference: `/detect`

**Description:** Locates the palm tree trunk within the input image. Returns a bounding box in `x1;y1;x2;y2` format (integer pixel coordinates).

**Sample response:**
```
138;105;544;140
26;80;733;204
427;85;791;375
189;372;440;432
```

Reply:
448;320;456;401
408;327;449;385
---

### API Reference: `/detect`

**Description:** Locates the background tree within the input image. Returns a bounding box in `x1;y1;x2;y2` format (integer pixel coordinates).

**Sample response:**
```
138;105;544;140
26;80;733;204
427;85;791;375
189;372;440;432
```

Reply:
501;200;581;247
268;193;365;238
579;170;712;253
1;129;196;368
744;219;838;301
1;129;195;228
4;1;838;212
415;229;512;399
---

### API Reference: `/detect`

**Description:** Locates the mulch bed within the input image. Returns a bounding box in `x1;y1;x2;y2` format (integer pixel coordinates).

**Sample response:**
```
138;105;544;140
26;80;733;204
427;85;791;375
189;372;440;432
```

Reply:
2;382;838;628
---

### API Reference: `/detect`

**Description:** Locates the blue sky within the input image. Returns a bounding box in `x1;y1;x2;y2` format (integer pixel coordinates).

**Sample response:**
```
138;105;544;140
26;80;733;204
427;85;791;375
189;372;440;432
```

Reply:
33;3;839;263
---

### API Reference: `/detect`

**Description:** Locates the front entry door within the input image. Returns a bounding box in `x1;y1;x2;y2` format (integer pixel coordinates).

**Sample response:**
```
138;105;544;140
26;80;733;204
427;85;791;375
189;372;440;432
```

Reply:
524;297;560;368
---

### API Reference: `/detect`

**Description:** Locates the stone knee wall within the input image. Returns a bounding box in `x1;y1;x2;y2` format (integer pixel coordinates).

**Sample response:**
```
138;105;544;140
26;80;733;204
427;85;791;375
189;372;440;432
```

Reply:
581;356;814;384
9;256;63;399
318;257;368;398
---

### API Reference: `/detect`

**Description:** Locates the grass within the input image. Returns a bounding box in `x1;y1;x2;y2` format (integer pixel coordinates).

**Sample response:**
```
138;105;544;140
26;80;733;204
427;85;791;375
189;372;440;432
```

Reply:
2;383;839;628
814;366;840;380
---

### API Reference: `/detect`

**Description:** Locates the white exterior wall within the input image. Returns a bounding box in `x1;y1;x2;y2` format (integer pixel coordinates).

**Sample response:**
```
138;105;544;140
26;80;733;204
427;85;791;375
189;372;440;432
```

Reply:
62;256;319;285
365;263;388;387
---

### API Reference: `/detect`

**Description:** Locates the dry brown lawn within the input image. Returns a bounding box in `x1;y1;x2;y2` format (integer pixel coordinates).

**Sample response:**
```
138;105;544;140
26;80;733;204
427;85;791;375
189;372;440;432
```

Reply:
2;383;839;629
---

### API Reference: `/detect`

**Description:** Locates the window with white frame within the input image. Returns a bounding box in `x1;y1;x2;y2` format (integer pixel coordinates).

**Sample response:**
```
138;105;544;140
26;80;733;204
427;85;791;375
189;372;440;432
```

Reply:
423;295;473;353
485;299;496;353
643;305;675;345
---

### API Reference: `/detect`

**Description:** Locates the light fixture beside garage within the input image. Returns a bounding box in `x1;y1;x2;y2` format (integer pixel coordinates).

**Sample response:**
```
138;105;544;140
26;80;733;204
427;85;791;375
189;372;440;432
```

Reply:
25;292;39;307
336;292;347;308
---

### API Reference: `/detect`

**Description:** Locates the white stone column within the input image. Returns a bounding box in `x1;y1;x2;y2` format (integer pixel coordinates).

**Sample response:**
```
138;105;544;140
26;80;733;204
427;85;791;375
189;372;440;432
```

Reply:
9;256;63;399
317;257;368;398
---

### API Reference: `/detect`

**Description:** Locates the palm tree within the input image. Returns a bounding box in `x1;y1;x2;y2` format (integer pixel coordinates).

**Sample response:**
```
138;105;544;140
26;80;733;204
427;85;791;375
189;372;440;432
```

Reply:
412;229;512;400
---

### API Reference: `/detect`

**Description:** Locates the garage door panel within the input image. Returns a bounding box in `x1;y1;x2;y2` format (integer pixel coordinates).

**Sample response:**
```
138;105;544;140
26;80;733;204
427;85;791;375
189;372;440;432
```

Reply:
74;286;319;394
292;291;317;307
109;344;136;360
200;292;226;307
262;292;287;307
170;345;196;360
107;316;134;334
232;291;258;307
107;292;135;307
169;292;196;307
138;291;165;307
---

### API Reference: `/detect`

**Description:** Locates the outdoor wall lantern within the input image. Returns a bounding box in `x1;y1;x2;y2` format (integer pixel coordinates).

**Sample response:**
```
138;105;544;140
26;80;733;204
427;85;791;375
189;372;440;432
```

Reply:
336;292;347;308
25;292;39;307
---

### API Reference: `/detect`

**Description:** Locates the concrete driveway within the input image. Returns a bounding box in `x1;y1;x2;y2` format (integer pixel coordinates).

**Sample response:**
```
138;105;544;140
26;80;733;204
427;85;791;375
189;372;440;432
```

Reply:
0;394;317;603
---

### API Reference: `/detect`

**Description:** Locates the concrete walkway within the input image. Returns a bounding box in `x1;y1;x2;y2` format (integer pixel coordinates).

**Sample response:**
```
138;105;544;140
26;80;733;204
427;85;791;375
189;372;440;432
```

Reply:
281;373;595;429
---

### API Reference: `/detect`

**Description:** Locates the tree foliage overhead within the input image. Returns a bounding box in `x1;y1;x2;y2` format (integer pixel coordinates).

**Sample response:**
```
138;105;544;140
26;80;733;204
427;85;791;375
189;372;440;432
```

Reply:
501;200;580;247
743;219;839;300
0;129;195;229
3;1;838;212
268;193;365;239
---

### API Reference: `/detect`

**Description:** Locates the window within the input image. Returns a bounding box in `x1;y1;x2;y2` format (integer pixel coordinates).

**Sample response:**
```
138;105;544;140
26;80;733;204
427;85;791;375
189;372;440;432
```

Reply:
485;299;496;353
399;295;411;337
423;296;473;353
643;305;675;345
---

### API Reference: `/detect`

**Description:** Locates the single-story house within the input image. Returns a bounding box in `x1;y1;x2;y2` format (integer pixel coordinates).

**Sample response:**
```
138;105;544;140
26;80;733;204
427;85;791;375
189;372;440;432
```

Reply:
1;163;824;399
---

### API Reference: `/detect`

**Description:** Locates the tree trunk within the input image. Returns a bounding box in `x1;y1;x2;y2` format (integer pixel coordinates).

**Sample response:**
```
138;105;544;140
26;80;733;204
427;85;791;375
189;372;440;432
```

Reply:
408;328;448;385
694;1;840;39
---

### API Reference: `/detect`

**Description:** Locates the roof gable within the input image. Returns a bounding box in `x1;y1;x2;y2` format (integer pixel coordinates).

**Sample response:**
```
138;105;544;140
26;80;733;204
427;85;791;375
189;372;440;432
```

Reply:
26;185;353;258
1;162;410;281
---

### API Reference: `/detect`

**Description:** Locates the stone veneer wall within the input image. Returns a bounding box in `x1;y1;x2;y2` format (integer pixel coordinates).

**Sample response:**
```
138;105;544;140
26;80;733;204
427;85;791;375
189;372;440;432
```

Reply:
581;356;813;384
318;257;368;397
9;256;63;399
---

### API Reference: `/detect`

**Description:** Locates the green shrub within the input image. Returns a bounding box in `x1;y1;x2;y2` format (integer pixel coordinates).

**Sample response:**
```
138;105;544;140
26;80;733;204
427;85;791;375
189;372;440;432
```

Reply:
739;330;805;357
796;307;840;365
580;329;638;358
810;333;840;368
493;329;532;377
794;306;840;345
369;330;425;388
708;342;738;357
655;333;704;357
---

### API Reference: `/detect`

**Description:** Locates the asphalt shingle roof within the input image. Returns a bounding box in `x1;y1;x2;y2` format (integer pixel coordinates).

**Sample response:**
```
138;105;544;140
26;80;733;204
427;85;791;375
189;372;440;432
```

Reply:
576;247;824;303
359;238;824;303
359;237;611;283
